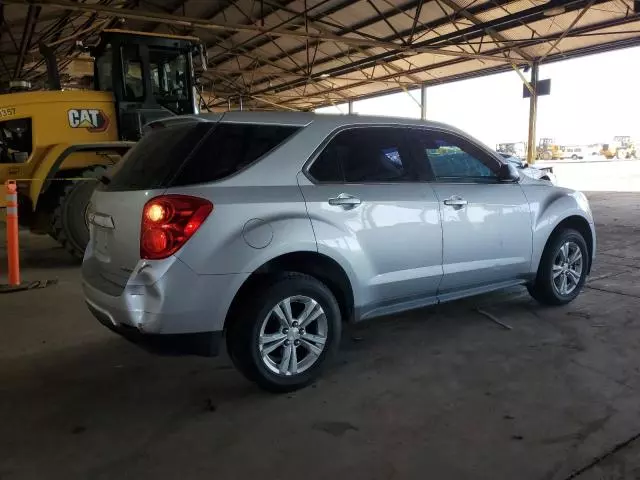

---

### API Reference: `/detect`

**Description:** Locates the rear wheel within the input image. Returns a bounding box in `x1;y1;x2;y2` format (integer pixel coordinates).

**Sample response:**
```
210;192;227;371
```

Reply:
51;166;106;260
227;273;342;392
528;229;588;305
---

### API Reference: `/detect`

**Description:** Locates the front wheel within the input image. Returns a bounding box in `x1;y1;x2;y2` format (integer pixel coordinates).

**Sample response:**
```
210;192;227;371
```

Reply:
528;229;589;305
227;273;342;392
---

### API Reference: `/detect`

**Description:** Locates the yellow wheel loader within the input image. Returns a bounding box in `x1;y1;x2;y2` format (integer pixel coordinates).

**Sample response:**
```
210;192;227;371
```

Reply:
0;30;203;259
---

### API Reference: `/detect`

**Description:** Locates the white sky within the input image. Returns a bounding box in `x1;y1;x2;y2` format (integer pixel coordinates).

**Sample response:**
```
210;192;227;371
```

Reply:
316;46;640;149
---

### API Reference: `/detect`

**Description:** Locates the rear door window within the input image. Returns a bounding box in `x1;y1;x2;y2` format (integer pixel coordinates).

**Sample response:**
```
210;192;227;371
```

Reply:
173;123;299;186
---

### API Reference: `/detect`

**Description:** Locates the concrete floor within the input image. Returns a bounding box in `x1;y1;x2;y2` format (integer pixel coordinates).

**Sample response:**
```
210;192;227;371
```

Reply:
2;167;640;479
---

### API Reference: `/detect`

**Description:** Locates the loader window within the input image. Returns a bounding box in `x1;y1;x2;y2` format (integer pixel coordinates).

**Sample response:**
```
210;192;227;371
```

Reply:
122;47;144;101
95;44;113;92
149;49;190;114
0;118;32;164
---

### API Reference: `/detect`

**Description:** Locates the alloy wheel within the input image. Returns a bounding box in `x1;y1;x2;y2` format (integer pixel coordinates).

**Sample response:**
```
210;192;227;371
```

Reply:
258;295;328;376
552;241;583;296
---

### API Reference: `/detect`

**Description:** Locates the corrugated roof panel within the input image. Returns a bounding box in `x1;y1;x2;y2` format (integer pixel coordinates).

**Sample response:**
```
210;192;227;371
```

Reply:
356;21;398;39
324;1;379;26
474;0;536;22
416;2;451;26
386;7;435;33
521;19;640;56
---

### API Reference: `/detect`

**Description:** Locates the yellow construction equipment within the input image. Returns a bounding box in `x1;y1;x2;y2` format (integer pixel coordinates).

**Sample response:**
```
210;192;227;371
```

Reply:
0;30;204;259
601;136;637;160
536;138;562;160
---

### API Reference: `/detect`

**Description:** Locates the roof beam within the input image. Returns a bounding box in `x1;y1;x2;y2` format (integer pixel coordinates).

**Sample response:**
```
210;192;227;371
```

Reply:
268;6;622;108
435;0;533;61
290;28;640;111
210;0;533;93
539;0;597;61
3;0;527;64
210;0;506;74
207;0;382;72
255;0;606;97
260;1;424;83
13;4;40;79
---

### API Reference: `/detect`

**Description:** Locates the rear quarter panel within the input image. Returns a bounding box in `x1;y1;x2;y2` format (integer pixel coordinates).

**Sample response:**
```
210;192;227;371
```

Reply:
520;184;595;273
172;184;318;275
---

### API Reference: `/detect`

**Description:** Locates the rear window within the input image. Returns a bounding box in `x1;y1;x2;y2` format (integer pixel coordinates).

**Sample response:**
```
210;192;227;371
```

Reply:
104;122;211;191
172;123;299;186
104;122;299;191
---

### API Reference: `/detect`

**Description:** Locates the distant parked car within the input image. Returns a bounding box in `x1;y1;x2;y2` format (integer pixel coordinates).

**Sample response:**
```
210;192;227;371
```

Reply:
83;113;596;392
499;153;557;184
559;146;585;160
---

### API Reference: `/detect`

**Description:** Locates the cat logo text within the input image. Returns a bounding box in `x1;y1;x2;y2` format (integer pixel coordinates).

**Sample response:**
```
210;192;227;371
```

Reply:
67;109;109;133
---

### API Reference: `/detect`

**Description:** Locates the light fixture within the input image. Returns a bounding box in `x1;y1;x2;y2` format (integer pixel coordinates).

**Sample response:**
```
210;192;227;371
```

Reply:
319;73;330;78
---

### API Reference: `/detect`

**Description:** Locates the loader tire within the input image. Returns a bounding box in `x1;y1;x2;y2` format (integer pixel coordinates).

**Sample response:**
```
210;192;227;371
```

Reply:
51;166;106;261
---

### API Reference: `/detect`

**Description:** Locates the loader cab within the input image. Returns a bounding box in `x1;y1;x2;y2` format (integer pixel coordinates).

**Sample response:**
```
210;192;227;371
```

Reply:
91;30;201;141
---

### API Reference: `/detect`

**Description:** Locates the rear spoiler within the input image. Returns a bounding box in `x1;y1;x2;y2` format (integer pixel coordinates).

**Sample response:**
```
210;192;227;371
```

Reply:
142;114;224;136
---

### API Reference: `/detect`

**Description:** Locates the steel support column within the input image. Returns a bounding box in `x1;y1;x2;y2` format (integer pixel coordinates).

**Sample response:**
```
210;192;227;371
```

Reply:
348;100;353;114
420;84;427;120
526;61;539;165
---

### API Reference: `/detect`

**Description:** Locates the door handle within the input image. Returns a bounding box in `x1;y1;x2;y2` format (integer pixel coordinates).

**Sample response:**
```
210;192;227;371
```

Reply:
443;196;468;208
328;193;361;208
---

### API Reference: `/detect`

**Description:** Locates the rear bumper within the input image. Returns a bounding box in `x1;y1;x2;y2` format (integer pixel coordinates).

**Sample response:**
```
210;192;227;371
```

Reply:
82;256;250;356
87;301;222;356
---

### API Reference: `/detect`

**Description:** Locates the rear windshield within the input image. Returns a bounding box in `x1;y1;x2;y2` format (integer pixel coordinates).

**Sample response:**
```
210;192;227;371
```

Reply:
104;121;299;191
104;122;210;191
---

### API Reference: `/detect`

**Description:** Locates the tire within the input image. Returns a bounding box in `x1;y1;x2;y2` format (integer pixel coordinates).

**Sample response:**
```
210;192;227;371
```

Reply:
51;166;106;260
226;272;342;393
528;229;589;306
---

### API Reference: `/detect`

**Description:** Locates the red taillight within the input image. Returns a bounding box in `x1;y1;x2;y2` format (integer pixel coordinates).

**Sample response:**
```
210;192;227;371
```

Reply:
140;195;213;260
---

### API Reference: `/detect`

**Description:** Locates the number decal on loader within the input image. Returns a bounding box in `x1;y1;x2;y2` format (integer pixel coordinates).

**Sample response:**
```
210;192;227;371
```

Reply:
67;109;110;132
0;107;16;118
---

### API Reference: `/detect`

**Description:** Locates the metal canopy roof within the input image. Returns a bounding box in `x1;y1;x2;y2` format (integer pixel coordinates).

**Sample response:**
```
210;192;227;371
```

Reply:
1;0;639;111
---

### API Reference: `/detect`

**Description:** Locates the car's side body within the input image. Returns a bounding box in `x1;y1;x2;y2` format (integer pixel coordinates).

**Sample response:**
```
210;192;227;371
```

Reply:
82;112;595;361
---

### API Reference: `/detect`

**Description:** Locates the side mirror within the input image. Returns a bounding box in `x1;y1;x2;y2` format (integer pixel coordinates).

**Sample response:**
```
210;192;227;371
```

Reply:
498;162;520;182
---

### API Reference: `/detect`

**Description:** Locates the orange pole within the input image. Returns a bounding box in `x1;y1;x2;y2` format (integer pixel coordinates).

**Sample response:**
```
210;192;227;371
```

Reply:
5;180;20;286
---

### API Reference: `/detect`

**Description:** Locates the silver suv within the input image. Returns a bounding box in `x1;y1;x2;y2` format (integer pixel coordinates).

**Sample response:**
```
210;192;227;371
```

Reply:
82;112;595;392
